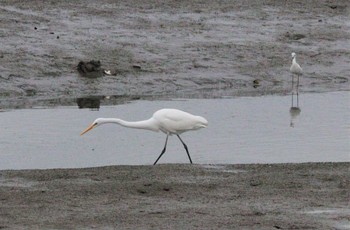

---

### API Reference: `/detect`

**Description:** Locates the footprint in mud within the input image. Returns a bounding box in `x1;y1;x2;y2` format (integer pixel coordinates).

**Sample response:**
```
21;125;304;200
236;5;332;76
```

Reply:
333;76;348;84
279;32;306;41
137;184;171;194
148;211;164;215
137;189;147;194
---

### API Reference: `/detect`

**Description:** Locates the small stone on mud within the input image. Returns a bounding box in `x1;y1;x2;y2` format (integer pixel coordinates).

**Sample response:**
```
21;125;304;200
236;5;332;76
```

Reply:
132;64;141;69
250;180;262;187
137;189;147;194
284;32;306;40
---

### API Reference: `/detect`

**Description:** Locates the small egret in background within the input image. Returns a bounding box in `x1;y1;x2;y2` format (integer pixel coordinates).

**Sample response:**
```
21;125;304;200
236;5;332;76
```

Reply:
290;52;303;93
80;108;208;165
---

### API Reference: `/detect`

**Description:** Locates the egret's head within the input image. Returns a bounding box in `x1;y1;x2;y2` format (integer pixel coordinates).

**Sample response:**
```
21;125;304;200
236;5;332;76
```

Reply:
80;118;104;136
291;52;296;58
196;116;208;129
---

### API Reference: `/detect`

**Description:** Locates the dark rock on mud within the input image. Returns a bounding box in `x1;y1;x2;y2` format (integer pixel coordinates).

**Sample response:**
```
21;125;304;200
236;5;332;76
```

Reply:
77;60;103;78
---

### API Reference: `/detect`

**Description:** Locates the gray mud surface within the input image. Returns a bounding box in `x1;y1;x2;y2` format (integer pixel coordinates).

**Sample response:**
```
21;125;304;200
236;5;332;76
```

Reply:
0;163;349;229
0;0;349;108
0;1;349;229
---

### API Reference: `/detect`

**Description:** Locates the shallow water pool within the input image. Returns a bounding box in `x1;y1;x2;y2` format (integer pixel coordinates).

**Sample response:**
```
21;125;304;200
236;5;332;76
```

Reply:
0;91;349;169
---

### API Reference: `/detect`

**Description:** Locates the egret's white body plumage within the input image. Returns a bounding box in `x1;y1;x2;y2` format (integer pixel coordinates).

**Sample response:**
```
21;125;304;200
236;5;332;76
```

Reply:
80;108;208;165
290;52;302;75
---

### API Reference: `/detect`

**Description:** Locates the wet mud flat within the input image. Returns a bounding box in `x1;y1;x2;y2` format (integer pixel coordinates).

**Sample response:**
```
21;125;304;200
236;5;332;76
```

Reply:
0;0;349;108
0;0;349;229
0;163;349;229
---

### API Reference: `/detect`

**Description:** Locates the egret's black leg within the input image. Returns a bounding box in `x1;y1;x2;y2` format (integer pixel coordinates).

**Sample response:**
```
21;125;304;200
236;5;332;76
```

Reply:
176;135;193;164
291;74;295;106
296;91;299;107
153;135;169;165
296;75;300;94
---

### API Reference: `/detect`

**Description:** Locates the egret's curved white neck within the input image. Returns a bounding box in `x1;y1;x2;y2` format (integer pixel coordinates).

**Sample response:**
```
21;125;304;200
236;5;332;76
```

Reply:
292;56;297;63
99;118;159;132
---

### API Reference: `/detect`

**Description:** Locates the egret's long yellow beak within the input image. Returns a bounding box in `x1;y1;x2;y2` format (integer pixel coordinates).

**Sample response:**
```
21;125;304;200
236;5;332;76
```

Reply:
80;124;95;136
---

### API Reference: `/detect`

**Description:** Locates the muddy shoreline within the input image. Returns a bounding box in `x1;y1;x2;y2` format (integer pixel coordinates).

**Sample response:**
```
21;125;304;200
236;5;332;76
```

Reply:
0;0;349;109
1;163;349;229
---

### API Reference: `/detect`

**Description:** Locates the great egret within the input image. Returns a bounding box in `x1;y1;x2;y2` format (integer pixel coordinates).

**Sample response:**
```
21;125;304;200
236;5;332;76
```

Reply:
80;108;208;165
290;52;303;93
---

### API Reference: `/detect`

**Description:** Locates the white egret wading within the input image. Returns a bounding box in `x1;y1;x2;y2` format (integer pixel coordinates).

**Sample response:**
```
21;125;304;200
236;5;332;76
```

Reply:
290;52;303;93
80;108;208;165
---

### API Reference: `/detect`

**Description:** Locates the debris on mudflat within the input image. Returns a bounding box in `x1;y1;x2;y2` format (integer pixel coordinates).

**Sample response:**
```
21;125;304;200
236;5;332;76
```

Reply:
104;70;111;75
77;60;103;78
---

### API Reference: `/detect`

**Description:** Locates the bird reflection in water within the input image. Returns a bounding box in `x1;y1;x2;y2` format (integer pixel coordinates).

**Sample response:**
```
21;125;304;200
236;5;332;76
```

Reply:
289;102;301;127
289;83;301;127
76;97;101;110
